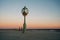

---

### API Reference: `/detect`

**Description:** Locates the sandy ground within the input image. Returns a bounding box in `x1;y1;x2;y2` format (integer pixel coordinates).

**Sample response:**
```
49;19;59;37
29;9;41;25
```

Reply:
0;30;60;40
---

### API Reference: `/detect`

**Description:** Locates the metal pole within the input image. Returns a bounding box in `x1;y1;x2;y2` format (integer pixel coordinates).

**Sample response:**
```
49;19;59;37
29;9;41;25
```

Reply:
22;16;26;33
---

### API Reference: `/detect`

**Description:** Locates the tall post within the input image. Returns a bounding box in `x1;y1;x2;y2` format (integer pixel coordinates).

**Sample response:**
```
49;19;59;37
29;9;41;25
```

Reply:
21;6;28;33
23;16;26;33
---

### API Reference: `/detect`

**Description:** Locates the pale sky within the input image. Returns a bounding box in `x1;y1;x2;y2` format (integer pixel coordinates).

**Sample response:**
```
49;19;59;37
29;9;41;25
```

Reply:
0;0;60;29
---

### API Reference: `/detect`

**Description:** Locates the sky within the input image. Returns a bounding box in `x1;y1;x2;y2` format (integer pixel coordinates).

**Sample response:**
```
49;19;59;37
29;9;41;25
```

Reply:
0;0;60;29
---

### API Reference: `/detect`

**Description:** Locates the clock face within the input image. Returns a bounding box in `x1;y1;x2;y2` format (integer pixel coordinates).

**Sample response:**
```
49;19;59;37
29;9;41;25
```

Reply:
22;7;28;14
24;9;28;13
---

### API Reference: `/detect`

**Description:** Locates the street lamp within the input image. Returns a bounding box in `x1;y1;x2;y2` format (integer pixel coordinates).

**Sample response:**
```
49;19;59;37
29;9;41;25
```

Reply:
21;6;28;33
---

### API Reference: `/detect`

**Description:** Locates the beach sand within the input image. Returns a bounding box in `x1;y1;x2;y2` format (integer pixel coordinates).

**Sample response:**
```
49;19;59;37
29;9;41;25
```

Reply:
0;30;60;40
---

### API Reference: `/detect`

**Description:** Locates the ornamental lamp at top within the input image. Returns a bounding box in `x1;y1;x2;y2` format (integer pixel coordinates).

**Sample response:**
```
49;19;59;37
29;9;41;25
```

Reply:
21;6;29;16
